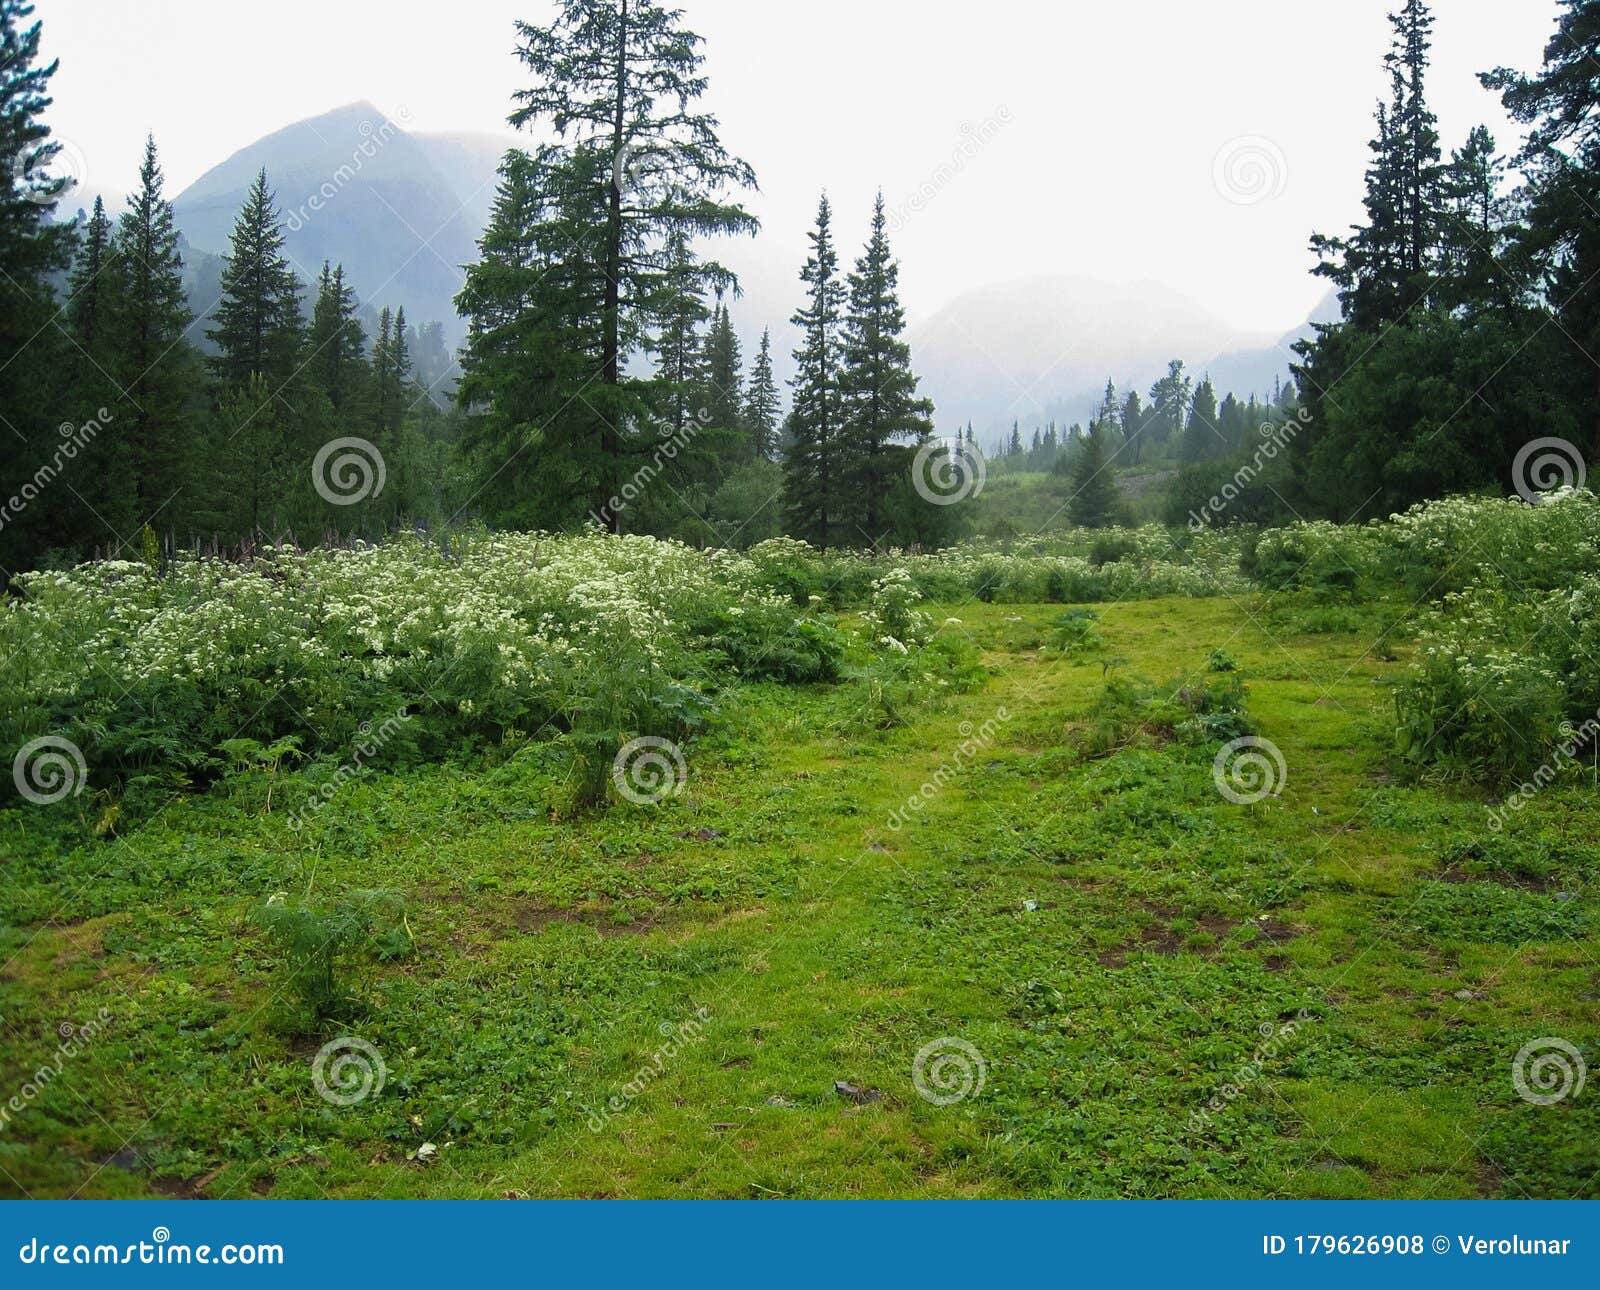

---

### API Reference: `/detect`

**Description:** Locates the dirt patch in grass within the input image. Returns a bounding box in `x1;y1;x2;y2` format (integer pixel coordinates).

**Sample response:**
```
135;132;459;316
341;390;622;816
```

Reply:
1097;905;1301;967
1436;865;1553;893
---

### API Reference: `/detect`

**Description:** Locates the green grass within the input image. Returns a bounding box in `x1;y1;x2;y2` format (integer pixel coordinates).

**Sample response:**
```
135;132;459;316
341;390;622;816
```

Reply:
2;596;1596;1199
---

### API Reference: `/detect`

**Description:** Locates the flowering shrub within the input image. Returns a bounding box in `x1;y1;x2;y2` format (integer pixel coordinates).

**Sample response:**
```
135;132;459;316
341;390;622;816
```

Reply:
1;531;842;798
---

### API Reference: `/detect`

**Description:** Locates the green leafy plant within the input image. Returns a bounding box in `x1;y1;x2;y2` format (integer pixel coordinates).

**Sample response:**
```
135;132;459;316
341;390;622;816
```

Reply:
251;889;410;1026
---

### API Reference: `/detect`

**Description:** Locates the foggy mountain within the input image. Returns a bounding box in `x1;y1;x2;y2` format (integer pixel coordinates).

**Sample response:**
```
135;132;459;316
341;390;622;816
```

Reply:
908;275;1328;435
171;101;511;343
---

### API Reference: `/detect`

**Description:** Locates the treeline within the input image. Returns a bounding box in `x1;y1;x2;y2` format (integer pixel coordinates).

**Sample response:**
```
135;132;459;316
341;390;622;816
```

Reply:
981;370;1300;473
1177;0;1600;526
0;129;463;577
0;0;467;576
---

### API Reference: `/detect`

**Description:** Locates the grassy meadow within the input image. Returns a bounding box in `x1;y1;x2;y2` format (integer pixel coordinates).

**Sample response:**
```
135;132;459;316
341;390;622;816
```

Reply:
3;498;1598;1198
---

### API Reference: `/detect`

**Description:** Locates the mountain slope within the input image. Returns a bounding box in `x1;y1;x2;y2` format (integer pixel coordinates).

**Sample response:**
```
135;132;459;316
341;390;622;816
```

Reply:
172;101;510;340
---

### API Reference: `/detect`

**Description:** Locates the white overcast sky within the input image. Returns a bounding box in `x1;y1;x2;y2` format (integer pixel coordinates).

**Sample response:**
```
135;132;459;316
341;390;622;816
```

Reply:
43;0;1557;335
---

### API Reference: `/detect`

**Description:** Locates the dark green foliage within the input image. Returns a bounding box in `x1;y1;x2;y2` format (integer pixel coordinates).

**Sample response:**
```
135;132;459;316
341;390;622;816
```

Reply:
743;327;781;460
1066;424;1123;528
208;169;303;394
784;194;847;549
837;193;934;545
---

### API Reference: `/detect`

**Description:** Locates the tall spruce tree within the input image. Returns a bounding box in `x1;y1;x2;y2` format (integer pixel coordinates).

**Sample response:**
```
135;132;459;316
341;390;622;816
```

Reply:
500;0;758;530
1311;0;1443;327
783;193;846;549
1485;0;1600;453
837;193;933;544
111;135;198;539
743;326;780;460
652;224;708;437
457;146;615;528
209;168;303;394
1178;376;1222;464
702;296;744;441
64;195;135;547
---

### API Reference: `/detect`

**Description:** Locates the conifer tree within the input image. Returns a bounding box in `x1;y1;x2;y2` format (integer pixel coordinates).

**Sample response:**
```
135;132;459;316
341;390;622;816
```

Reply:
1178;376;1222;464
837;193;933;542
64;196;136;545
1311;0;1443;326
783;194;846;549
0;0;75;570
703;297;744;442
111;135;198;536
1485;0;1600;450
742;326;780;460
209;168;303;394
457;147;615;529
1067;424;1122;528
502;0;757;529
308;261;367;415
652;224;708;437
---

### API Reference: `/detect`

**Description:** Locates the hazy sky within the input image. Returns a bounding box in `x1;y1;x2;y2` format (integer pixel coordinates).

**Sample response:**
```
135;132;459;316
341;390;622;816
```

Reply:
43;0;1558;336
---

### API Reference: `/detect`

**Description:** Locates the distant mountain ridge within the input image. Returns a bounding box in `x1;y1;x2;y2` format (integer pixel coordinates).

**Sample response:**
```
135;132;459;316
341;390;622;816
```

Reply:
171;101;512;343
